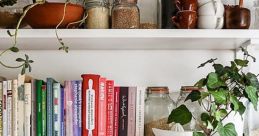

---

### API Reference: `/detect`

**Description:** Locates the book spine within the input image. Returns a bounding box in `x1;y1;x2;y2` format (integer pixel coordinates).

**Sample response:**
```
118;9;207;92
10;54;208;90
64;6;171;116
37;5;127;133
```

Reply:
42;85;47;136
127;87;137;136
65;81;73;136
118;87;129;136
47;78;53;136
77;81;82;136
98;78;106;136
31;79;37;136
135;87;145;136
113;87;120;136
81;74;100;136
7;80;12;136
0;82;3;136
72;81;78;136
36;80;43;136
53;83;61;136
17;74;25;136
60;88;65;136
24;83;32;136
106;80;114;136
2;81;7;136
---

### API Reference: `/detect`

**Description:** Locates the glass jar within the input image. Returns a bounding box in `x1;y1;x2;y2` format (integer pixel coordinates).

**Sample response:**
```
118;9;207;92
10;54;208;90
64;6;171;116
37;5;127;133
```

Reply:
112;0;140;29
244;102;259;136
138;0;161;29
254;0;259;29
85;1;109;29
176;86;205;131
144;87;176;136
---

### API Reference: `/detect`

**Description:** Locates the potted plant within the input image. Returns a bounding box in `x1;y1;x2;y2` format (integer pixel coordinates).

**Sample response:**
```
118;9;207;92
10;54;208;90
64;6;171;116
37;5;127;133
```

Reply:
167;47;259;136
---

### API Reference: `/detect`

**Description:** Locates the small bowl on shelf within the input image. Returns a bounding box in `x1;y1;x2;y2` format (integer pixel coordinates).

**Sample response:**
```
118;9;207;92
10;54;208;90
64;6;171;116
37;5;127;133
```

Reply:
24;2;84;28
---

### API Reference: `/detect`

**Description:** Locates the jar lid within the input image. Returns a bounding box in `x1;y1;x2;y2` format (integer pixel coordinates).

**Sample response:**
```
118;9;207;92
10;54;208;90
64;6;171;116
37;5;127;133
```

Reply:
180;86;204;92
85;1;109;9
147;87;169;94
113;0;138;4
85;0;109;4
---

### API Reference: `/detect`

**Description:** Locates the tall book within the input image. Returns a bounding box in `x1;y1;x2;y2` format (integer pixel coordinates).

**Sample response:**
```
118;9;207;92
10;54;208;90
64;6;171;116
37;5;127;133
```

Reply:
77;81;82;136
36;80;43;136
72;81;79;136
42;85;47;136
64;81;73;136
98;78;107;136
31;79;37;136
135;87;145;136
24;83;32;136
113;87;120;136
127;87;137;136
2;81;7;136
11;79;18;136
60;87;65;136
81;74;100;136
47;78;57;136
118;87;129;136
106;80;114;136
0;81;3;136
53;83;61;136
7;80;12;136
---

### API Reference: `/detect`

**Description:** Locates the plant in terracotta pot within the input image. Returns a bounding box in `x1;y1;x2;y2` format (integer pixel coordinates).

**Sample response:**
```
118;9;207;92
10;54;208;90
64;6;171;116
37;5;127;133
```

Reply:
224;0;251;29
168;47;259;136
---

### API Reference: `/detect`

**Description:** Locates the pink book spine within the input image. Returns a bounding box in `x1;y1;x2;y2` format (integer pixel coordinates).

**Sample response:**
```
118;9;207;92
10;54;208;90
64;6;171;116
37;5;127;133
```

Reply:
113;87;120;136
65;81;73;136
106;80;114;136
127;87;137;136
98;78;107;136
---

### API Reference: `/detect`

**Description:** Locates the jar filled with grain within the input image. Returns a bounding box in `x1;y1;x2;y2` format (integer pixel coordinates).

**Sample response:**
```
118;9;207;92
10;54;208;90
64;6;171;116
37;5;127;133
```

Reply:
85;1;109;29
138;0;161;29
112;0;140;29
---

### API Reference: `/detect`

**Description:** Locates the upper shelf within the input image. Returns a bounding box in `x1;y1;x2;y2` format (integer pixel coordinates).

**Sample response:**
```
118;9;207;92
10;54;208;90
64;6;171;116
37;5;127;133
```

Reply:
0;29;259;50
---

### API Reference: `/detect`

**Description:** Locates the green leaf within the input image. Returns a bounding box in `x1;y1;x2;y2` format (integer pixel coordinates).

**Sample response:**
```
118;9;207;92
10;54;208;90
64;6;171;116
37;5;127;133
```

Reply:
201;112;210;122
215;109;227;121
185;90;201;102
21;66;25;75
245;86;258;110
7;30;13;37
207;72;225;89
217;123;237;136
246;73;259;90
29;60;34;63
230;95;239;111
195;78;206;88
168;105;192;125
213;64;224;75
16;58;24;62
233;87;243;97
210;89;227;104
10;47;19;52
237;102;246;115
193;131;206;136
234;59;249;67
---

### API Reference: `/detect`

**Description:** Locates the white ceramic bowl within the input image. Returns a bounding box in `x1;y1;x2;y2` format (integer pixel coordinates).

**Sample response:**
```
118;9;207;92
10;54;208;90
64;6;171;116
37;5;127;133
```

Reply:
198;15;224;29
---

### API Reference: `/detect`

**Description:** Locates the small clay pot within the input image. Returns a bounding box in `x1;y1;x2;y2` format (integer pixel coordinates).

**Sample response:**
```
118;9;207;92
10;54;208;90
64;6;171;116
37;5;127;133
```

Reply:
224;5;250;29
24;2;84;28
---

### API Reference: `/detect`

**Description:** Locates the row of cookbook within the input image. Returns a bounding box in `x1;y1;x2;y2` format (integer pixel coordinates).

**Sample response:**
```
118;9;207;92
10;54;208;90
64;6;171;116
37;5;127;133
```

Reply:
0;74;145;136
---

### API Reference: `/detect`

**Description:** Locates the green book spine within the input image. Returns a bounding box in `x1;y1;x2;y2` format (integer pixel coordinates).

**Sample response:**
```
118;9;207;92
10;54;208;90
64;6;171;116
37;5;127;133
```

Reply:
42;84;47;136
36;80;43;136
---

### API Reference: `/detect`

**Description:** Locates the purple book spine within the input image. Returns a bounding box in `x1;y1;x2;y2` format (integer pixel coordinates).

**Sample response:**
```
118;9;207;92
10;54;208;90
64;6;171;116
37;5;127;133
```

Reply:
72;81;78;136
76;81;82;136
61;88;64;136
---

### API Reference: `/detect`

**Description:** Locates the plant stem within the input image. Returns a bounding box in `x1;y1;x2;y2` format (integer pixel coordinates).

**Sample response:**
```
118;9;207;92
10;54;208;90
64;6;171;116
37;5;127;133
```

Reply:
66;13;88;28
0;61;24;69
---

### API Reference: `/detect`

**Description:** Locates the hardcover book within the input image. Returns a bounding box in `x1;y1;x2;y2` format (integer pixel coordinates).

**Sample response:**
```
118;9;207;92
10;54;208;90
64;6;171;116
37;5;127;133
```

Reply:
24;83;32;136
77;81;82;136
42;84;47;136
72;81;79;136
106;80;114;136
127;87;137;136
60;88;65;136
81;74;100;136
3;81;7;136
7;80;12;136
36;80;43;136
113;87;120;136
118;87;129;136
64;81;73;136
135;87;145;136
53;83;61;136
0;81;3;136
31;79;37;136
12;79;18;136
98;78;106;136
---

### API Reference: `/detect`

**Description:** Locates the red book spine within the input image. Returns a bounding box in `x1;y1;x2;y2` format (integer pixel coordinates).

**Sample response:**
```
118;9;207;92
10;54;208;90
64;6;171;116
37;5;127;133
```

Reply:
113;87;120;136
81;74;100;136
98;77;106;136
106;80;114;136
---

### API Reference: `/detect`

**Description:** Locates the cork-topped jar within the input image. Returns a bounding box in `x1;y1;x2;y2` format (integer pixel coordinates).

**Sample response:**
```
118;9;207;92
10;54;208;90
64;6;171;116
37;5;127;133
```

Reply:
112;0;140;28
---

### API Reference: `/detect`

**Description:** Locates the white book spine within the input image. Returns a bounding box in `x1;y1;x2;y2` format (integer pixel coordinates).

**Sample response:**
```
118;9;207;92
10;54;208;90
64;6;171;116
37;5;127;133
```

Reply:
0;82;3;136
135;87;145;136
65;81;73;136
24;83;32;136
12;80;18;136
17;74;25;136
3;81;7;136
7;80;12;136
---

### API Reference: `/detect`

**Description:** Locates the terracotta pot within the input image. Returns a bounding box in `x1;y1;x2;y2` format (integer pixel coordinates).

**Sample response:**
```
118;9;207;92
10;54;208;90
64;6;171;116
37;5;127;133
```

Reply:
24;2;84;28
224;5;250;29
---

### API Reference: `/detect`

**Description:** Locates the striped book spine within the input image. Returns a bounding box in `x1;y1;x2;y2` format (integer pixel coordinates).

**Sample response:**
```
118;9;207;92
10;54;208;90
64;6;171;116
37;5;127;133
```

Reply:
106;80;114;136
135;87;145;136
0;82;3;136
77;81;82;136
113;87;120;136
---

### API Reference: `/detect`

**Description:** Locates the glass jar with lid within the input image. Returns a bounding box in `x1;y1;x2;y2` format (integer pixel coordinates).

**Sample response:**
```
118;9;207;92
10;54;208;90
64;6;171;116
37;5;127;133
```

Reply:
85;0;109;29
138;0;161;29
112;0;140;28
254;0;259;29
176;86;205;131
144;87;176;136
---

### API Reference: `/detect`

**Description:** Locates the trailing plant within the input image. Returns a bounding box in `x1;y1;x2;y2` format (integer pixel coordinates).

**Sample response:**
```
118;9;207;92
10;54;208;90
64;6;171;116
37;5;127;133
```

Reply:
168;47;259;136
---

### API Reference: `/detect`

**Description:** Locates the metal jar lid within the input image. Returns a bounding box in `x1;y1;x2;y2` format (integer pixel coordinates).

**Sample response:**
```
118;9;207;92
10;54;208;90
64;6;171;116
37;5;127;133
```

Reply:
84;0;109;4
147;87;169;94
113;0;138;4
85;1;109;9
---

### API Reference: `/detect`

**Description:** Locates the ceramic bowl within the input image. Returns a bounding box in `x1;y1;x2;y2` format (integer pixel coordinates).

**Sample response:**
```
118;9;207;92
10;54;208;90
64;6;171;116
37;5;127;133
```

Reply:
24;2;84;28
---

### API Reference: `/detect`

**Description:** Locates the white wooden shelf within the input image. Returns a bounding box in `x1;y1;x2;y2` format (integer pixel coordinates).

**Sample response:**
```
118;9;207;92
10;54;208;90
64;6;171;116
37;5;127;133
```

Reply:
0;29;259;50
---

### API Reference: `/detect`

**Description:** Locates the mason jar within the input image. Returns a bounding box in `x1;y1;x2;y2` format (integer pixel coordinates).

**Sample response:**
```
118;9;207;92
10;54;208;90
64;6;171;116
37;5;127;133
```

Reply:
144;87;176;136
112;0;140;29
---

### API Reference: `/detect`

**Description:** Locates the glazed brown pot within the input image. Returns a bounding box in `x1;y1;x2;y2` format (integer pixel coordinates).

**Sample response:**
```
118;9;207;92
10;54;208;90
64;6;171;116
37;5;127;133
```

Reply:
172;11;197;29
176;0;198;11
224;5;250;29
24;2;84;28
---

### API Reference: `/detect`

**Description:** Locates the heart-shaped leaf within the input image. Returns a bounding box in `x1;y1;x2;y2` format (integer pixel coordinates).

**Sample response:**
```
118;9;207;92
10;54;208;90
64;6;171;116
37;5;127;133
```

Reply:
168;105;192;125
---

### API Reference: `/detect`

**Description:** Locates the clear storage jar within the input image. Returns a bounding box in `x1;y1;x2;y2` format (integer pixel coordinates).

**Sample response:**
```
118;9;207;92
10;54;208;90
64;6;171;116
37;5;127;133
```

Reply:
138;0;161;29
85;1;109;29
112;0;140;29
254;0;259;29
144;87;176;136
